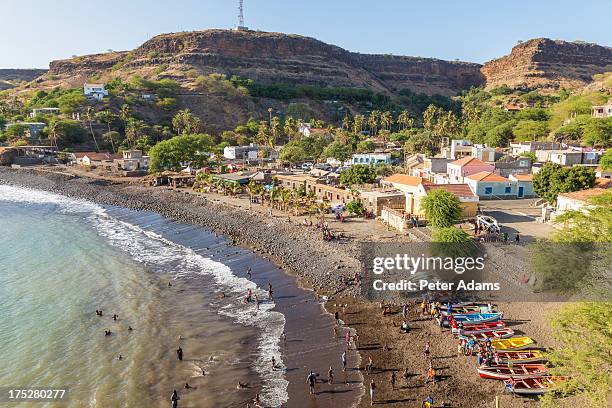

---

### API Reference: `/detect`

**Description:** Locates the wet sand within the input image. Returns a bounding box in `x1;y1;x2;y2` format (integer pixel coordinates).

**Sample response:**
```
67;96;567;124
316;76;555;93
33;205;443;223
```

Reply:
110;207;363;408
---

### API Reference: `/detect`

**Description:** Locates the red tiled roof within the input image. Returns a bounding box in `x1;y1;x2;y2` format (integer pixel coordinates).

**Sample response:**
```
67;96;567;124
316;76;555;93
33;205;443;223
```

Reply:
558;188;609;202
383;174;432;187
449;157;487;167
424;184;477;198
83;152;113;161
466;171;509;182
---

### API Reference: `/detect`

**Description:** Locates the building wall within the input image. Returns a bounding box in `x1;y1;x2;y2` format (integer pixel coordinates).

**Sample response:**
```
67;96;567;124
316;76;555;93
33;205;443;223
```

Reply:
362;193;405;216
381;208;408;232
467;179;517;198
514;181;535;198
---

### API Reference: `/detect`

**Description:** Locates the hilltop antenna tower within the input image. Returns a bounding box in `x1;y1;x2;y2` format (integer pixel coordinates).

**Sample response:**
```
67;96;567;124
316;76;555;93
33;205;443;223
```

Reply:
235;0;249;31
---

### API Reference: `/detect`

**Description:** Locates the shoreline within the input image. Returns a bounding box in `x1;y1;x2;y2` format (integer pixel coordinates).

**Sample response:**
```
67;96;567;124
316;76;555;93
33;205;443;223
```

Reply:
0;167;366;407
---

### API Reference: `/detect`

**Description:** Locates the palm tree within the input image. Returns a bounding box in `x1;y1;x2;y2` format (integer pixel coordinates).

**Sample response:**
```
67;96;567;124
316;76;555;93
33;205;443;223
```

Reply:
172;109;202;135
380;111;393;132
85;107;100;152
126;119;146;149
97;110;118;152
368;111;381;136
120;104;131;130
280;188;292;212
352;115;365;135
342;115;351;131
47;121;61;150
397;110;414;131
246;180;260;208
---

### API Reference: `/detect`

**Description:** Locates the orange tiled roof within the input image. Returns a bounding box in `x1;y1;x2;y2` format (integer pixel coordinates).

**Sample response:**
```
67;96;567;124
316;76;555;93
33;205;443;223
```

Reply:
449;157;487;167
383;174;431;187
424;184;477;198
558;188;609;202
466;171;509;182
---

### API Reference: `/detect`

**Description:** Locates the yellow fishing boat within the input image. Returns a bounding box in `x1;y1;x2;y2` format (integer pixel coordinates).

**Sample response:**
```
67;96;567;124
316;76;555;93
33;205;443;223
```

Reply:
497;350;545;363
491;337;534;351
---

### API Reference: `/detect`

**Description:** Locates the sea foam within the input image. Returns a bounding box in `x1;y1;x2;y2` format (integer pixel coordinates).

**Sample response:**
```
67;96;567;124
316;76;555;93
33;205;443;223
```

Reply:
0;184;289;407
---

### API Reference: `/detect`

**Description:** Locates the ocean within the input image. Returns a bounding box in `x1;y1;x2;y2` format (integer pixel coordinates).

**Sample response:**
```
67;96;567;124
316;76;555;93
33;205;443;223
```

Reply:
0;185;288;408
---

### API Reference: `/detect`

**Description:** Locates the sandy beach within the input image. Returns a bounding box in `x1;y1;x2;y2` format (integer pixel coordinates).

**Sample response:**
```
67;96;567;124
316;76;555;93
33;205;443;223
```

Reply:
0;166;564;408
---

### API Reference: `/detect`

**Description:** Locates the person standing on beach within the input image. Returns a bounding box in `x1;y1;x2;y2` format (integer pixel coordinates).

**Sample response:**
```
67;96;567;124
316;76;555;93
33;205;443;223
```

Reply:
341;350;347;371
369;379;376;406
268;283;274;300
171;390;180;408
390;370;396;390
176;346;183;361
334;311;340;325
515;233;520;243
423;341;430;359
307;371;317;395
328;366;334;384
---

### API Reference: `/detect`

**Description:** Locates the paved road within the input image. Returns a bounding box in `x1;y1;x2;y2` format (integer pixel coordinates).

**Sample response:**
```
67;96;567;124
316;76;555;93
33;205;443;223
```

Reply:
478;199;556;242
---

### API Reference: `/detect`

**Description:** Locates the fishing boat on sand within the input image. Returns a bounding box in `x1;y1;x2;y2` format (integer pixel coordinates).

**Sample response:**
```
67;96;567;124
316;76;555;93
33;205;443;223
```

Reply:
477;364;547;380
451;321;506;335
496;350;546;364
448;313;503;324
491;337;534;351
504;376;568;395
459;328;515;341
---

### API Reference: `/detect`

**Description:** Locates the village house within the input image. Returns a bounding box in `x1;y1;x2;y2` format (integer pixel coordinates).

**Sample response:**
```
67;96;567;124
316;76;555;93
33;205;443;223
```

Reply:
556;188;609;213
447;157;495;183
70;152;116;167
447;139;473;159
382;174;432;195
30;108;60;118
509;174;535;198
494;155;532;177
465;171;516;199
411;157;451;182
471;145;500;162
413;184;479;219
297;124;332;139
591;99;612;118
83;83;108;101
510;141;563;156
535;150;583;166
404;153;425;172
223;145;260;160
213;171;269;186
113;150;149;172
360;190;406;216
351;152;392;165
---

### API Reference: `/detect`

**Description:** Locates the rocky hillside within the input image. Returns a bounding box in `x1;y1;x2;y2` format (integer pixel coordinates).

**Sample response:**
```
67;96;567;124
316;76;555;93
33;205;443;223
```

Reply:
45;29;483;96
481;38;612;91
0;69;47;90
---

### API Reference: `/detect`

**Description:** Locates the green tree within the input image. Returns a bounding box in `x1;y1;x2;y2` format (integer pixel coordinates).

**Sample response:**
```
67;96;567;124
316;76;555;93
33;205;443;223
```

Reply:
339;164;376;186
322;141;352;162
533;162;596;204
512;120;549;141
540;302;612;408
300;135;328;162
346;199;365;216
103;131;121;153
403;131;437;156
432;227;472;243
172;109;202;135
85;107;100;152
599;149;612;171
356;140;376;153
421;189;462;228
278;143;307;166
519;151;537;162
582;117;612;147
148;134;214;172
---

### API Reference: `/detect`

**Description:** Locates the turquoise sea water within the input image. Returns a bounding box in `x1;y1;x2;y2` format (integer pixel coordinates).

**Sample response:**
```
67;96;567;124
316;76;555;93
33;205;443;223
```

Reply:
0;185;287;408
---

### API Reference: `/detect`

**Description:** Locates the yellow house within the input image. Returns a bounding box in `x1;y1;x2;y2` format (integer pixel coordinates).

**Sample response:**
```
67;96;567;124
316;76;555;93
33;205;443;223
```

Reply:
413;184;479;219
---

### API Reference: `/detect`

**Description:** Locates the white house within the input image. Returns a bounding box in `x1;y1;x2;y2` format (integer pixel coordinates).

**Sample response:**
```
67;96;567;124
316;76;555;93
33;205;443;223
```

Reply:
83;83;108;101
351;152;392;165
30;108;60;118
114;150;149;172
592;100;612;118
556;188;609;213
223;145;260;160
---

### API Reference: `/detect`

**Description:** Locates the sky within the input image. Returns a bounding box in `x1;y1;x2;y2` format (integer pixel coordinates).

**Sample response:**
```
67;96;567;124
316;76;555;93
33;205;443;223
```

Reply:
1;0;611;68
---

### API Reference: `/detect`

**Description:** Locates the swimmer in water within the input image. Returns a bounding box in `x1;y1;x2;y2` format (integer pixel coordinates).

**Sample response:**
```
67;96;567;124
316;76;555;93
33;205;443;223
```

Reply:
112;314;118;321
128;326;133;331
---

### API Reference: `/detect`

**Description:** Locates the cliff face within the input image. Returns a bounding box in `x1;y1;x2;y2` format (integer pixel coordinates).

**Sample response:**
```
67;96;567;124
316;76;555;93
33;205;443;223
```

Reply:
0;69;47;90
47;29;484;96
481;38;612;91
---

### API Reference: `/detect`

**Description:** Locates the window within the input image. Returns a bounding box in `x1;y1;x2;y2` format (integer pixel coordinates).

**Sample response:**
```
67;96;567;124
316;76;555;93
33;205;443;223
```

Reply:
504;186;511;194
484;187;492;195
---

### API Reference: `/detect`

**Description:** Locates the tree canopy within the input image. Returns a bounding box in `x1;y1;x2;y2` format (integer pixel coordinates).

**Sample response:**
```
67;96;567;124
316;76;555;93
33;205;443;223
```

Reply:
421;189;462;228
339;164;377;186
148;134;214;172
533;163;596;204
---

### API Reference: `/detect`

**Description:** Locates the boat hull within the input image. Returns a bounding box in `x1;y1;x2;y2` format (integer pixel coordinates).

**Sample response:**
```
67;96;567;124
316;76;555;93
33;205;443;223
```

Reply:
477;364;547;380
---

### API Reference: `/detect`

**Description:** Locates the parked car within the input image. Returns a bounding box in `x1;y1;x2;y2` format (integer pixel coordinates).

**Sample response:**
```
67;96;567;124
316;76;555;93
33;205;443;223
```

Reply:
301;162;314;170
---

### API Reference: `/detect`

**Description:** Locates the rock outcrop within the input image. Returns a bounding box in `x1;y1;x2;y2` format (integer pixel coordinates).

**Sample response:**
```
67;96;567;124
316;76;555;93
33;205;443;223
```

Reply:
481;38;612;91
48;29;484;96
